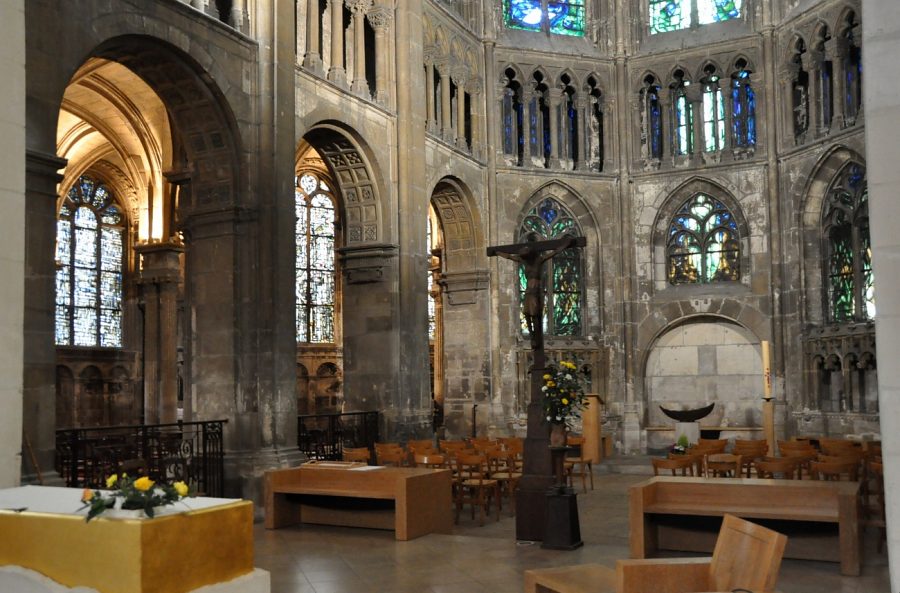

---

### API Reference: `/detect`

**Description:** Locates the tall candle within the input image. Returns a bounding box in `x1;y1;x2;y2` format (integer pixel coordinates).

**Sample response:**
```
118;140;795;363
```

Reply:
761;340;771;399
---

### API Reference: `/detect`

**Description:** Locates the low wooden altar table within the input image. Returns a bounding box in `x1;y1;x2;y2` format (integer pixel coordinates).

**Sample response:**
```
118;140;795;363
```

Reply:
265;461;452;540
0;485;264;593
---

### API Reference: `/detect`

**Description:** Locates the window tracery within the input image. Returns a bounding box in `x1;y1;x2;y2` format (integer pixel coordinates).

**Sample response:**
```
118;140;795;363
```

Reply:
296;172;337;343
650;0;742;35
670;70;694;156
55;175;124;348
823;163;872;323
701;65;726;153
666;193;740;284
730;60;756;149
518;198;583;336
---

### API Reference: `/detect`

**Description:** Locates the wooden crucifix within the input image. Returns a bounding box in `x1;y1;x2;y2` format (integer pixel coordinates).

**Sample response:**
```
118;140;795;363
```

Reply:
487;232;586;542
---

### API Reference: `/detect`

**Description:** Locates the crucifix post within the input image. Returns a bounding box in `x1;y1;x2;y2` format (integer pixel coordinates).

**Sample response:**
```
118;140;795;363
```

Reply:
487;233;586;541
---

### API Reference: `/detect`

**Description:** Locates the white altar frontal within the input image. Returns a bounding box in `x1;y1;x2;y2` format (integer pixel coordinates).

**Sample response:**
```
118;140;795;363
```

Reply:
0;485;270;593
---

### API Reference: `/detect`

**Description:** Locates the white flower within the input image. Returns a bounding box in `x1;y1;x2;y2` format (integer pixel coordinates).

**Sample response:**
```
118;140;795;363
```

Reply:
541;386;548;392
546;416;552;421
555;416;562;421
565;374;572;380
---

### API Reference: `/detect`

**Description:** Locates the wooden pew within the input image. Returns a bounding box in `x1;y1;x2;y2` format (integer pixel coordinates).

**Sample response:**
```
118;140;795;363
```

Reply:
265;461;453;540
630;476;861;576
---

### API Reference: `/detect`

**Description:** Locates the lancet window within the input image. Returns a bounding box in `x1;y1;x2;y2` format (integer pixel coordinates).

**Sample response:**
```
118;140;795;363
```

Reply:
585;76;605;172
791;39;810;140
296;172;337;343
532;72;551;168
55;175;125;348
815;27;834;132
667;193;740;284
502;68;525;164
731;61;756;148
671;71;694;156
559;73;579;170
840;12;862;124
518;198;583;336
701;65;726;152
640;75;663;161
823;163;872;323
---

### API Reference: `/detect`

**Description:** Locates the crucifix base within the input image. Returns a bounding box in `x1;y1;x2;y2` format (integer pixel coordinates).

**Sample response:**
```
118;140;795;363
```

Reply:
541;488;583;550
515;401;555;541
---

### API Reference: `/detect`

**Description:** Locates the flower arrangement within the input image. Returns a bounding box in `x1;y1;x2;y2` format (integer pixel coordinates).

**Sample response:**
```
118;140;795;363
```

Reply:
80;473;192;522
670;434;690;455
541;360;589;426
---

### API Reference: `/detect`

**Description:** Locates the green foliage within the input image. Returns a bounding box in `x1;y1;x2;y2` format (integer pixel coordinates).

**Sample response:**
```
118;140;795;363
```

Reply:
541;361;589;427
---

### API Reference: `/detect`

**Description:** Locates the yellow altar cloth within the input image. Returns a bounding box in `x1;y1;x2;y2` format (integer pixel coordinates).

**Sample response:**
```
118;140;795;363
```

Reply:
0;486;254;593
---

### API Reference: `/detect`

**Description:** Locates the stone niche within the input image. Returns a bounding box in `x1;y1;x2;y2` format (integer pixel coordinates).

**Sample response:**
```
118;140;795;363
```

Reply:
644;318;764;449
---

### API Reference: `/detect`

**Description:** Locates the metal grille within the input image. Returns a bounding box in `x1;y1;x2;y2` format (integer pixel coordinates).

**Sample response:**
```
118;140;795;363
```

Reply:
298;411;379;460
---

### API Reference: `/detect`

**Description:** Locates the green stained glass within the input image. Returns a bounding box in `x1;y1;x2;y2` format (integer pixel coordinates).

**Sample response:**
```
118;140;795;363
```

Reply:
823;164;872;322
667;194;740;284
55;175;124;348
650;0;689;34
698;0;742;24
504;0;585;36
517;198;582;337
674;91;693;155
703;83;726;152
548;1;585;36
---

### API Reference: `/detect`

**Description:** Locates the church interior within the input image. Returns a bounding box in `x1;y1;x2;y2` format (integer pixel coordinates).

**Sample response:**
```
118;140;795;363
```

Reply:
3;0;900;591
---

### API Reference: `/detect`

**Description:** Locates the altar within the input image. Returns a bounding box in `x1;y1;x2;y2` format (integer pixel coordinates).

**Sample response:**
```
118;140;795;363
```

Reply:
0;485;269;593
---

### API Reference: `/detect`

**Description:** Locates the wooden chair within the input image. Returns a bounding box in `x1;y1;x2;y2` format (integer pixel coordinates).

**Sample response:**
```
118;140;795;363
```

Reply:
500;437;524;472
754;456;800;479
341;447;371;463
564;435;594;492
439;439;469;455
617;514;787;593
779;441;817;477
678;449;708;477
413;452;447;469
733;440;768;477
810;459;859;481
820;438;861;456
651;456;694;477
705;453;742;478
453;452;499;525
486;448;521;516
375;445;407;467
696;438;728;453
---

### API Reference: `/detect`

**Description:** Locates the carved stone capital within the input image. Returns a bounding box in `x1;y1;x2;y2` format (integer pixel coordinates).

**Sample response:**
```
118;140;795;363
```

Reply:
135;241;184;285
345;0;372;13
366;5;393;29
338;243;398;284
438;270;490;305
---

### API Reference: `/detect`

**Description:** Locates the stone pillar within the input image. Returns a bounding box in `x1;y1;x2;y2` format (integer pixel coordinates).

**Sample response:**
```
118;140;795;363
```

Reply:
327;0;346;85
800;50;820;140
231;0;246;33
22;150;67;485
780;65;800;143
303;0;322;72
367;6;392;105
439;65;452;142
686;84;704;155
575;96;588;170
827;36;847;130
523;83;538;166
135;242;183;425
424;59;436;132
547;87;562;168
347;0;372;95
661;86;675;157
453;72;467;149
469;82;483;157
718;77;732;152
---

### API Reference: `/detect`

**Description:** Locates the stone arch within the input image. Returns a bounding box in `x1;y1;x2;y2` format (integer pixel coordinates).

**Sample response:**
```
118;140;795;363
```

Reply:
641;315;766;433
515;180;600;247
731;54;757;73
301;123;384;244
696;60;725;81
650;177;751;289
634;70;663;93
428;177;484;272
798;146;865;324
557;68;580;89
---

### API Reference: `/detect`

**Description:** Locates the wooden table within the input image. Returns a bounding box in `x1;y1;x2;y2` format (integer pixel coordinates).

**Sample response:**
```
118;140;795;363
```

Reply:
523;563;615;593
630;476;861;576
265;462;453;540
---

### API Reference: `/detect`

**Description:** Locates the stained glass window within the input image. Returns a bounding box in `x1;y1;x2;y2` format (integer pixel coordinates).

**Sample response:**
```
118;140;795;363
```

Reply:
503;0;585;36
667;194;740;284
55;175;124;348
650;0;742;35
296;172;336;343
518;198;583;336
672;78;694;155
641;76;663;160
702;76;726;152
426;211;438;341
823;163;872;322
731;68;756;148
841;14;862;123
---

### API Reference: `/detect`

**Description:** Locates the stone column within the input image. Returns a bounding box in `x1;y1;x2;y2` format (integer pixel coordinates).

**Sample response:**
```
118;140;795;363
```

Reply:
800;50;820;140
327;0;346;85
347;0;372;95
547;87;562;168
367;6;392;106
453;71;467;149
661;86;675;158
303;0;322;72
686;84;704;155
231;0;246;33
439;65;452;142
780;65;800;143
469;82;483;158
523;82;539;166
575;96;588;170
135;242;183;425
718;77;732;152
22;150;67;485
424;58;436;132
827;36;847;130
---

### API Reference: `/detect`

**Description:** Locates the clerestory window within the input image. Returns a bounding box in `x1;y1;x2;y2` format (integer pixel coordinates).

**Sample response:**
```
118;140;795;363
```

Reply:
650;0;742;35
504;0;586;36
296;172;337;343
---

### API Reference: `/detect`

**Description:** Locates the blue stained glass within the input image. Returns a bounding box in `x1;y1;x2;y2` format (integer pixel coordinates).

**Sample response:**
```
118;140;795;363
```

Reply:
505;0;584;36
667;194;740;284
548;1;585;36
539;199;558;225
824;164;871;322
698;0;742;24
504;0;543;31
848;164;864;189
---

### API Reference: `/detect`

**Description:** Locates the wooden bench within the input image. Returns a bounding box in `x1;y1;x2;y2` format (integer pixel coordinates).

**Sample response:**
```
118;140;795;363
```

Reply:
265;462;453;540
630;476;861;576
523;563;615;593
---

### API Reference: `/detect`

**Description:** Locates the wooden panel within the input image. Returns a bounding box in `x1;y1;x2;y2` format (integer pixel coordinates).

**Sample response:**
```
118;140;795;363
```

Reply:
523;563;615;593
616;558;710;593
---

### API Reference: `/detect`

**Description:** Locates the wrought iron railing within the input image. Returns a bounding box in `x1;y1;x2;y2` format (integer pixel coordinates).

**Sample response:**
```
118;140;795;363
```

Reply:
56;420;226;497
298;411;379;460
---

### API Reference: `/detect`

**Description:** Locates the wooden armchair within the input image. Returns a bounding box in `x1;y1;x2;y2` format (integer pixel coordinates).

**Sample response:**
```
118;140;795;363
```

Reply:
565;435;594;492
651;456;694;476
616;514;787;593
341;447;371;463
705;453;742;478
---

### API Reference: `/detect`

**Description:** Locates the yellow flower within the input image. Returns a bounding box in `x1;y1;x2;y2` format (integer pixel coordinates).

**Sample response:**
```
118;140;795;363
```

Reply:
542;374;552;380
547;381;556;387
133;476;155;492
173;481;189;497
81;488;94;503
562;398;569;405
105;474;118;488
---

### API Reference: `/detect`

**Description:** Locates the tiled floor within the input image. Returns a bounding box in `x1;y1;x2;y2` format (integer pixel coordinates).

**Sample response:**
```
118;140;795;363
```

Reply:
254;474;890;593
